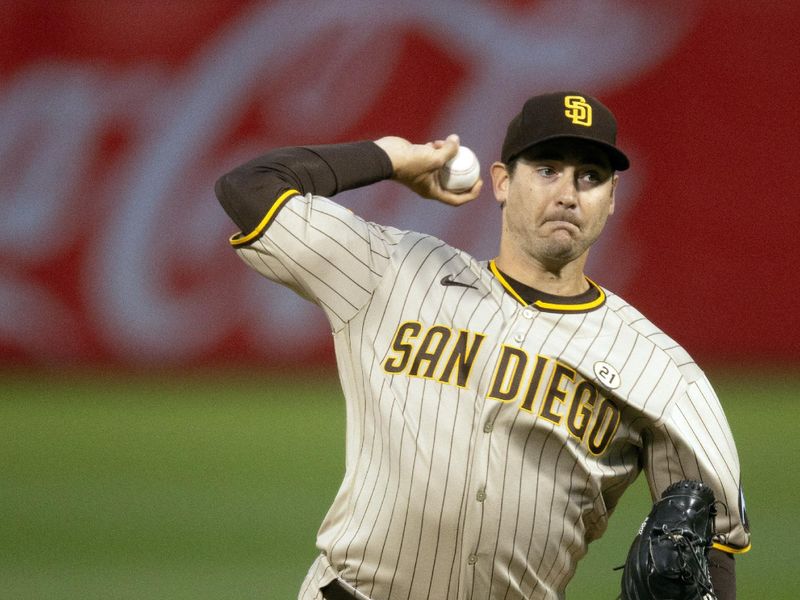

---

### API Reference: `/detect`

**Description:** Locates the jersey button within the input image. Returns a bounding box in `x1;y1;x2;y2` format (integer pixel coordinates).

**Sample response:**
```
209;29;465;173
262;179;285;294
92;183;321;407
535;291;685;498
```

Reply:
483;422;493;433
513;332;525;343
522;308;534;319
467;554;478;565
476;489;486;502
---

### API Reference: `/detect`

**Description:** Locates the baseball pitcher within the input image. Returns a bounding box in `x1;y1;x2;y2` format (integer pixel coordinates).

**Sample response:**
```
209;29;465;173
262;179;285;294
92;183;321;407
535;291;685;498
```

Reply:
216;92;750;599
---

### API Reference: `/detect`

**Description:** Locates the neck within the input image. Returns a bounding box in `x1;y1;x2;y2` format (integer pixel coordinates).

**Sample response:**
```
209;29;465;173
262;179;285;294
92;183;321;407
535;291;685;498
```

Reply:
493;251;589;296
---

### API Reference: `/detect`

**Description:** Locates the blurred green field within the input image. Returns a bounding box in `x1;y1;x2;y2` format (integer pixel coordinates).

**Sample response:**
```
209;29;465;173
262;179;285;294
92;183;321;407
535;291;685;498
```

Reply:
1;369;794;599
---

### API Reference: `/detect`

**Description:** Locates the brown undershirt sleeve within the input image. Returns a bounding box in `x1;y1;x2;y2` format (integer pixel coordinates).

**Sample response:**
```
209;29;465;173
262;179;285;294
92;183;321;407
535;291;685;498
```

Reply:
214;141;393;236
708;548;736;599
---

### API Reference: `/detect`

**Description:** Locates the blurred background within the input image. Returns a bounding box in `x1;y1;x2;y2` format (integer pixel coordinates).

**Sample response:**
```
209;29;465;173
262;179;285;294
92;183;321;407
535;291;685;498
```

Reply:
2;0;798;598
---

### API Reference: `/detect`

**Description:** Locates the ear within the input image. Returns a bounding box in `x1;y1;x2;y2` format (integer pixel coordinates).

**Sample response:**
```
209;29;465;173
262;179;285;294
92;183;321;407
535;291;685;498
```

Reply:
608;173;619;215
491;162;510;206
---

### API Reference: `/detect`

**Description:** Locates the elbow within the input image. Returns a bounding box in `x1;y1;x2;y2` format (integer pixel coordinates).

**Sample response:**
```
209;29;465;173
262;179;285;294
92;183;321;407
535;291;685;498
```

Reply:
214;168;253;232
214;167;247;206
214;150;303;234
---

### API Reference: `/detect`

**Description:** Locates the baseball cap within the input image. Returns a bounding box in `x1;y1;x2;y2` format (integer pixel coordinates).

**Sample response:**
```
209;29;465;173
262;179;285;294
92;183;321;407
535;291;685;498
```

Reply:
501;91;630;171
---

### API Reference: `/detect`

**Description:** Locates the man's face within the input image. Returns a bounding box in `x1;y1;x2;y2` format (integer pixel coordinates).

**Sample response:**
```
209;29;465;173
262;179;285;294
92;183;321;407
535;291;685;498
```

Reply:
492;139;618;270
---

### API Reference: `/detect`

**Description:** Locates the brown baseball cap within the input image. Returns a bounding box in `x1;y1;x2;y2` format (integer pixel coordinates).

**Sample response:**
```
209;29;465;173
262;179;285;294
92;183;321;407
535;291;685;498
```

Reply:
501;91;630;171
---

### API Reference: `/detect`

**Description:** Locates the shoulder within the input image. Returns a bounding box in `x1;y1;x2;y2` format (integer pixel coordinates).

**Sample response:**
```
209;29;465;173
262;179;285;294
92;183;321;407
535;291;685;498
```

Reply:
284;194;476;270
276;192;408;243
601;288;704;384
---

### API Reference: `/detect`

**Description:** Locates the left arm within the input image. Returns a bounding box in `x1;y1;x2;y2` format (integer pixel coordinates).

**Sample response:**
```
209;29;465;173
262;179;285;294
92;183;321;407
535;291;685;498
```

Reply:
709;548;736;599
641;377;751;598
643;376;751;554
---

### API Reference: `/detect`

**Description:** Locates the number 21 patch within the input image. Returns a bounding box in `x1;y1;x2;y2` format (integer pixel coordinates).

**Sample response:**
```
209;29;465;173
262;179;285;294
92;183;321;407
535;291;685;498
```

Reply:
593;361;621;390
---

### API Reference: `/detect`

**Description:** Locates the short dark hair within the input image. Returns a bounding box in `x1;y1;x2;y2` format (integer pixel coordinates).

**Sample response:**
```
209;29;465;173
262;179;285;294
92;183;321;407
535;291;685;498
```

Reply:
505;156;523;179
504;140;616;180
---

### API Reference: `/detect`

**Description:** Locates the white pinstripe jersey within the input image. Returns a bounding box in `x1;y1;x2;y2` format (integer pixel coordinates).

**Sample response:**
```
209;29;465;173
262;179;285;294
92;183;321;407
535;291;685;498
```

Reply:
231;191;750;600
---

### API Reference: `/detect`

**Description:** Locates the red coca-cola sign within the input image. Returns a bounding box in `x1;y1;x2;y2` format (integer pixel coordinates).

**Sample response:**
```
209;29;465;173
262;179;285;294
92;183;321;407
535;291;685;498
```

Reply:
2;1;798;367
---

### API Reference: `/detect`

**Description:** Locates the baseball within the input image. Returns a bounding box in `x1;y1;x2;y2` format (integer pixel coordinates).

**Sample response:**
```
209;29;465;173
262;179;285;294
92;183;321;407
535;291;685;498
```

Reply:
438;145;480;192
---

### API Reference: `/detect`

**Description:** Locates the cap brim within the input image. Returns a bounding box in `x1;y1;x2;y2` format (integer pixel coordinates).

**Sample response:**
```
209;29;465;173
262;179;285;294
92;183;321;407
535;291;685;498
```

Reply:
511;134;630;171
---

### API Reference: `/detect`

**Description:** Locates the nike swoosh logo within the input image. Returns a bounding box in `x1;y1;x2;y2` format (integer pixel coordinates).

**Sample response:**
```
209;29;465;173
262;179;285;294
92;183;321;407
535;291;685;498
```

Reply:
440;274;478;289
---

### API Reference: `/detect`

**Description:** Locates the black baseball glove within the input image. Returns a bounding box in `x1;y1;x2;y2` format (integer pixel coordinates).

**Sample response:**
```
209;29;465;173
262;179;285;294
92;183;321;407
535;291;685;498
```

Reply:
620;480;718;599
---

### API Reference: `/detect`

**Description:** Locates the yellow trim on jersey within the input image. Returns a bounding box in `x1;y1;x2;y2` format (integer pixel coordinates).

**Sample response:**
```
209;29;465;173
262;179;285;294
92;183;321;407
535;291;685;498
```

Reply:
229;188;300;247
536;279;605;312
712;541;752;554
490;260;526;305
489;260;606;311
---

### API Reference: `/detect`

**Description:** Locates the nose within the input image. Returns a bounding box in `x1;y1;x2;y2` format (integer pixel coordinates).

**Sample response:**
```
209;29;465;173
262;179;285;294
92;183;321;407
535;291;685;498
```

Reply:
556;170;579;207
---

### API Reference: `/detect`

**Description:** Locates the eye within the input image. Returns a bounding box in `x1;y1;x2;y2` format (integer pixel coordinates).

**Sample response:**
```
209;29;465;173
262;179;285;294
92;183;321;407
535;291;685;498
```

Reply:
579;169;608;184
581;170;600;182
536;166;557;178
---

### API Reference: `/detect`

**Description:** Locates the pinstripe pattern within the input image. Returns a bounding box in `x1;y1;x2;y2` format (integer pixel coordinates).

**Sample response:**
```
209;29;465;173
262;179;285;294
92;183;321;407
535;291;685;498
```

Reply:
234;193;749;600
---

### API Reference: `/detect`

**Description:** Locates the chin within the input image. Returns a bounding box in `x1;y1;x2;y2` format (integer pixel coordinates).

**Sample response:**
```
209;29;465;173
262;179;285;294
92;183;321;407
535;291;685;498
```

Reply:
541;241;578;261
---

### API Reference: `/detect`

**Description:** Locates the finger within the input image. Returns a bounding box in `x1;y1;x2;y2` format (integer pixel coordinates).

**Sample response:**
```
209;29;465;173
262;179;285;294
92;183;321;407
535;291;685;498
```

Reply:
436;177;483;206
435;134;460;164
431;133;459;150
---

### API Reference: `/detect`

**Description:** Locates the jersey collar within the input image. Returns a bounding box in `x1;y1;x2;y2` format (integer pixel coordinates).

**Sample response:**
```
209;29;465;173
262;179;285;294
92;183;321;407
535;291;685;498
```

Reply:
489;259;606;313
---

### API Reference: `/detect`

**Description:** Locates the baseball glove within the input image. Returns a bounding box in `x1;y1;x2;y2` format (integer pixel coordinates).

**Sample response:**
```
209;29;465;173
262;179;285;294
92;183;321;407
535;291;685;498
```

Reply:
620;480;718;600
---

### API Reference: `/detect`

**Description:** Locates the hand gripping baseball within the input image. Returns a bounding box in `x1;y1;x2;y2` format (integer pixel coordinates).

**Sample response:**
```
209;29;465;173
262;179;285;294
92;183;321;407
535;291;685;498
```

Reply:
620;480;718;600
374;134;482;205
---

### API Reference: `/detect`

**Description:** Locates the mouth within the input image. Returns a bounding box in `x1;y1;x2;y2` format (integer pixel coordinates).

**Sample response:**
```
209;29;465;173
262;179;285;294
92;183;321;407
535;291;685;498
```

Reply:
544;218;580;232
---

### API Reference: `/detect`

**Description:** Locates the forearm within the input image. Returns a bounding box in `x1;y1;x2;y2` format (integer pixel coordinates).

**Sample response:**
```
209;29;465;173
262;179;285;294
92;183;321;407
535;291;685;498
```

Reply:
215;141;393;235
709;548;735;599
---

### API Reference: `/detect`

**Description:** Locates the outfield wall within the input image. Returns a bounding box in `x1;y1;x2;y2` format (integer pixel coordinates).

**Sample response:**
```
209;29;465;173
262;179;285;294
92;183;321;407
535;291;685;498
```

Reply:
2;1;798;368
